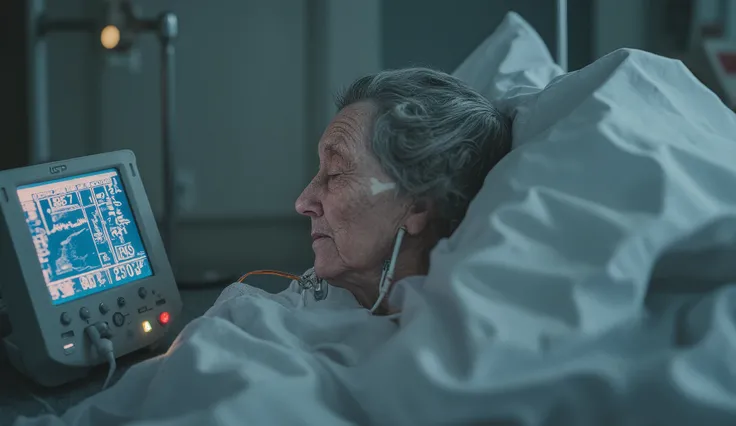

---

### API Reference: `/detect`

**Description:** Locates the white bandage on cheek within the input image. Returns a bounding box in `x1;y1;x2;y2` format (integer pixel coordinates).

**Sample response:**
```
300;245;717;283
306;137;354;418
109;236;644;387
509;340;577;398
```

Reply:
370;177;396;195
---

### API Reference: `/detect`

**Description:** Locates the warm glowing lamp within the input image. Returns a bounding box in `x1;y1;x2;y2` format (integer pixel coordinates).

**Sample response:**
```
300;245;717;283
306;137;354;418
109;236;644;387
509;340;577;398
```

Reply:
100;25;121;49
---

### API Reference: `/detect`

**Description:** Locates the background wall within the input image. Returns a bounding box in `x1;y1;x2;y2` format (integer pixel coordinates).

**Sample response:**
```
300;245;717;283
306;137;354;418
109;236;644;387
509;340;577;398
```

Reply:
96;0;314;281
6;0;683;285
36;0;383;283
382;0;593;72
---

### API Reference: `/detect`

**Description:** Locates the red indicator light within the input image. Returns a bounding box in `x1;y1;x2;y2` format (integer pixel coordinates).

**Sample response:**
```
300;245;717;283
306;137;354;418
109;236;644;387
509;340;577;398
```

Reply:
158;311;170;325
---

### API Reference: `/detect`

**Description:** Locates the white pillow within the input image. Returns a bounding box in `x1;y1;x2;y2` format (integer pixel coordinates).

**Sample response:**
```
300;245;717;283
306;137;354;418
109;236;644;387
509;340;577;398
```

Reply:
424;15;736;349
452;12;562;111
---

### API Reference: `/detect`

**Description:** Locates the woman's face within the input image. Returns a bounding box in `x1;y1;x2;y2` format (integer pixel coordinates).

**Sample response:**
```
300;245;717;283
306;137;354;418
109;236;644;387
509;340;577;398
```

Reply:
295;102;411;300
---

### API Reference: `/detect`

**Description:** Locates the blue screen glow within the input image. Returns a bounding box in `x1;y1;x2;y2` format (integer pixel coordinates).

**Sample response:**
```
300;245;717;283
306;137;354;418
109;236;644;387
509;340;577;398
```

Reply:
17;168;153;305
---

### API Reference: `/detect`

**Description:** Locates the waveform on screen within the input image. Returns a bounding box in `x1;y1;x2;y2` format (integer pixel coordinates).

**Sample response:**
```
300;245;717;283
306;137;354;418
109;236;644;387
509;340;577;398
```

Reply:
48;218;88;235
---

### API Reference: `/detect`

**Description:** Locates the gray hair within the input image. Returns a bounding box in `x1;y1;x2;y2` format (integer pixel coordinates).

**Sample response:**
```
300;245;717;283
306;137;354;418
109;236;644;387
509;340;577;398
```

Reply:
336;67;511;237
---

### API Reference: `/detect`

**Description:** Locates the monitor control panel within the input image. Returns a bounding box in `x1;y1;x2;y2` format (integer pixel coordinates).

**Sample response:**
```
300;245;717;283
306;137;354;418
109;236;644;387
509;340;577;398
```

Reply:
53;283;176;366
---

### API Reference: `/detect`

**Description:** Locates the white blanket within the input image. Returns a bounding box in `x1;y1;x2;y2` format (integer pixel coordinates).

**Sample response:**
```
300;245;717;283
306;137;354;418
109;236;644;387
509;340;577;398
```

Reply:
14;13;736;426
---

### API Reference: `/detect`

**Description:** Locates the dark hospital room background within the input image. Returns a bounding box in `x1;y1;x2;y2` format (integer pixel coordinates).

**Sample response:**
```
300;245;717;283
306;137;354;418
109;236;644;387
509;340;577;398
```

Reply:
0;0;723;292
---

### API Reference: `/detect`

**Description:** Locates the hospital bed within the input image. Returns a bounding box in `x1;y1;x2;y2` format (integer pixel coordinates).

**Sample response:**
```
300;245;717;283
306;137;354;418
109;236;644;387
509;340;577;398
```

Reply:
7;3;736;426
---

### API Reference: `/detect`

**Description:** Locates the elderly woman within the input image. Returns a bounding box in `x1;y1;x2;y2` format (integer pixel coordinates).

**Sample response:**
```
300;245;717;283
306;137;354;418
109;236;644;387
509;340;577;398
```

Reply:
289;67;511;313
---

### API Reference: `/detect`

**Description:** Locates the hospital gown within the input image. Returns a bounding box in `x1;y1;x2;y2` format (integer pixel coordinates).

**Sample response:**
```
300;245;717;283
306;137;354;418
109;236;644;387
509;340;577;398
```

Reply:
215;267;363;309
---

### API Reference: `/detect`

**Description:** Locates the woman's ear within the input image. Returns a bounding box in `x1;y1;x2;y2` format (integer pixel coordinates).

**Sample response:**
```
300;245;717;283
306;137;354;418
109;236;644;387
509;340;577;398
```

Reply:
403;199;431;236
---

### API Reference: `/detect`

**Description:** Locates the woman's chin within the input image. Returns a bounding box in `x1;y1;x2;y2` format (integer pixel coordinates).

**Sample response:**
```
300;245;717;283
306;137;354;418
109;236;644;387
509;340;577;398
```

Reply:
312;239;339;279
313;258;338;281
312;261;329;280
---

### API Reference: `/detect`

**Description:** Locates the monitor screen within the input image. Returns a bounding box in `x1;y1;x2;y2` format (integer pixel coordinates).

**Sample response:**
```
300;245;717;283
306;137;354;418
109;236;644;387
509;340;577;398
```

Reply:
17;168;153;305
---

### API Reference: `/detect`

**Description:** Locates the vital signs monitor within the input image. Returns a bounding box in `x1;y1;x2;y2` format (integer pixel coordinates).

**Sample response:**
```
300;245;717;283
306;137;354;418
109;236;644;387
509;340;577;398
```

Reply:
0;150;181;387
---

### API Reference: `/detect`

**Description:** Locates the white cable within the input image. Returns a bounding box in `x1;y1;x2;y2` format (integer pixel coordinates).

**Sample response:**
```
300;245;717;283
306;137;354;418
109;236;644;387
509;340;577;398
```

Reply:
370;227;406;313
27;390;57;416
103;351;117;390
378;262;388;291
85;323;116;391
367;263;389;312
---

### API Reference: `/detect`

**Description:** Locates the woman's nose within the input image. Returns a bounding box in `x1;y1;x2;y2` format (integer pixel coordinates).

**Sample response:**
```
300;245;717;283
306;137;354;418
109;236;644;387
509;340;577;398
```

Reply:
295;183;323;217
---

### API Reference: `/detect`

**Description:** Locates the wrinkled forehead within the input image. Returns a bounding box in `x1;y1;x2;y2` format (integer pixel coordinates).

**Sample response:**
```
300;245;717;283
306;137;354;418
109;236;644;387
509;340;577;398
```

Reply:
319;101;376;160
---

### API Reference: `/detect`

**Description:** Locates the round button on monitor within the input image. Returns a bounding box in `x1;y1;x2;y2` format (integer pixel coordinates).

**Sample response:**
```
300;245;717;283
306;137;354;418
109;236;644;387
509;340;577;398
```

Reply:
60;312;71;326
112;312;125;327
138;287;147;299
79;307;90;320
117;297;126;308
99;303;110;315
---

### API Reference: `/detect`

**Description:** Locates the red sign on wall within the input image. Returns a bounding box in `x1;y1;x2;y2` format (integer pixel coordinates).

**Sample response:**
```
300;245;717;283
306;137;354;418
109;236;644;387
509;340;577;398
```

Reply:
718;51;736;74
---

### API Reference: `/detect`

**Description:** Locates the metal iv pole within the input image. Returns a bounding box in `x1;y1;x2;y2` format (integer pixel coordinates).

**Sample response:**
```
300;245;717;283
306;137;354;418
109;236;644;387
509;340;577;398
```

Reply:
556;0;569;72
27;0;178;261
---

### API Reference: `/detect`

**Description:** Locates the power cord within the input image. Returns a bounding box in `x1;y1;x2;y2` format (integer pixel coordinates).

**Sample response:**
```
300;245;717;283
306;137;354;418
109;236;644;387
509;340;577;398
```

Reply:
84;322;116;390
